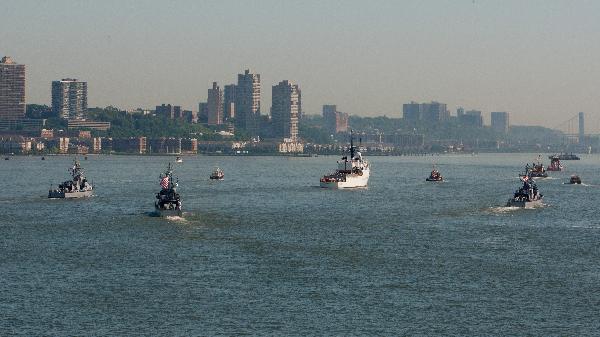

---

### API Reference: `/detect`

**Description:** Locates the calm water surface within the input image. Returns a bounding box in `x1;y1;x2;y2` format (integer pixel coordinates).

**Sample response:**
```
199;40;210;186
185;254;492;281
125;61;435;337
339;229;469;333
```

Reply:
1;153;600;335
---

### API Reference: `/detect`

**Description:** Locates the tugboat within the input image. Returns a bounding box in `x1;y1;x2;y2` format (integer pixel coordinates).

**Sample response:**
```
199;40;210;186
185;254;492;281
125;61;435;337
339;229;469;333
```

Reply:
210;167;224;180
320;131;370;189
154;163;182;217
425;165;443;182
525;156;548;178
568;175;582;184
48;159;93;198
506;175;543;208
547;155;563;171
175;156;183;163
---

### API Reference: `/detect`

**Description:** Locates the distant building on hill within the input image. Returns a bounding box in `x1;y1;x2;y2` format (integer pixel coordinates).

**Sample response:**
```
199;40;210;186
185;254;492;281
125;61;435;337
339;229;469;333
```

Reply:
491;111;510;134
207;82;223;125
52;78;87;120
323;105;348;134
403;101;449;125
0;56;26;120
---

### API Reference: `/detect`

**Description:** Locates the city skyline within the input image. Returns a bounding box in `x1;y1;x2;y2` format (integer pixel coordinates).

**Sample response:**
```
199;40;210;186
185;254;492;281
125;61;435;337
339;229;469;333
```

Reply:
2;1;600;131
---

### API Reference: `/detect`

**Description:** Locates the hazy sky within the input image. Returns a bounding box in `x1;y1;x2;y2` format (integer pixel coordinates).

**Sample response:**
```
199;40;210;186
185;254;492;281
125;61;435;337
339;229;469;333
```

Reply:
2;0;600;130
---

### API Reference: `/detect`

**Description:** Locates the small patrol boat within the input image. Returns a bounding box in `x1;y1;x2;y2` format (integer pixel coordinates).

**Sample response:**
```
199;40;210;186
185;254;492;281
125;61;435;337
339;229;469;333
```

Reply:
48;159;93;198
506;175;543;208
320;131;370;189
175;156;183;163
550;153;580;160
210;167;224;180
426;166;443;182
568;175;582;184
525;156;548;178
547;155;563;171
154;163;182;217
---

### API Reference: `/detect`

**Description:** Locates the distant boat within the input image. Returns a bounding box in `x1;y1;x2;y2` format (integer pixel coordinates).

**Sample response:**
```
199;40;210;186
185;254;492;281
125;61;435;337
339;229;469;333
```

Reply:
48;159;93;199
426;165;443;182
210;167;224;180
525;155;548;178
549;153;580;160
175;156;183;163
568;175;582;185
41;156;45;161
547;156;563;171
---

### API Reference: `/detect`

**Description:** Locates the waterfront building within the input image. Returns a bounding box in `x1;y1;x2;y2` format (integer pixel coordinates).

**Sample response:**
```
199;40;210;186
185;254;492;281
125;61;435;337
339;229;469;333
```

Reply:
271;80;300;140
52;78;87;120
491;111;510;134
207;82;223;125
235;69;261;136
223;84;236;120
0;56;26;120
323;105;349;134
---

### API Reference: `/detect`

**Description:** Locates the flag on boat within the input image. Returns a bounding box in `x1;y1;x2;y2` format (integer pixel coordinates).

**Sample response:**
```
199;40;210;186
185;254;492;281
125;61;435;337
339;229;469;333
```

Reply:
520;175;529;182
160;176;169;189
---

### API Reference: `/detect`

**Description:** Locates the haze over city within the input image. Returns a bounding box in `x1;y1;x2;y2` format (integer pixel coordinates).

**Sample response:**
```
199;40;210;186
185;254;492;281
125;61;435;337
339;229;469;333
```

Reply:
2;0;600;130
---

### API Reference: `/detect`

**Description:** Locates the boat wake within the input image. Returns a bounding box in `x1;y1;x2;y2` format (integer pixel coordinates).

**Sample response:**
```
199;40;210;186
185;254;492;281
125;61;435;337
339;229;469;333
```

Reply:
165;215;187;222
488;206;521;214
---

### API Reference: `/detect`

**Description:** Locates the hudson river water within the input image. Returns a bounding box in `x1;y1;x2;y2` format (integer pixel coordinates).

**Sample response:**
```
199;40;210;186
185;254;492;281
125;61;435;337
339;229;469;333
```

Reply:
2;154;600;335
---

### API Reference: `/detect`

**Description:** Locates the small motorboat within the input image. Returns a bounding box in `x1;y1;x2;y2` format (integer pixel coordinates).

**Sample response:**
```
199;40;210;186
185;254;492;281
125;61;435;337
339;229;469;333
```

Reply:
210;167;224;180
175;156;183;163
547;156;563;171
426;166;443;182
568;175;582;184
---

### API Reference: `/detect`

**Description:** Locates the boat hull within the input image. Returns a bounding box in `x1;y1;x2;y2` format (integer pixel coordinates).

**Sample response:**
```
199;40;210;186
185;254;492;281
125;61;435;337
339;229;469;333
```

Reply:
426;178;443;182
153;208;183;217
506;198;543;208
320;171;370;189
48;190;93;199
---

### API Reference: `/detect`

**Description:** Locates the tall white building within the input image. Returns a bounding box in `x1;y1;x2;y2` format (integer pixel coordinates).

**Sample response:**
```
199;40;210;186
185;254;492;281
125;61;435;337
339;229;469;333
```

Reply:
271;80;300;141
235;69;260;136
52;78;87;120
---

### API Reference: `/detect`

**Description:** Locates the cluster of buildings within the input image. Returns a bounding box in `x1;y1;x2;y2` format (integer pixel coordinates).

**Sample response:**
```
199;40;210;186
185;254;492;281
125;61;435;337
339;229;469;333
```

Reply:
403;101;510;134
195;70;302;142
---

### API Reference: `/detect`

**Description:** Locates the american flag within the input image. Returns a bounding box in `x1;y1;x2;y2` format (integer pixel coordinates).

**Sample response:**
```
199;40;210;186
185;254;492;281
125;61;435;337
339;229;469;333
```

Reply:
160;176;169;189
521;175;529;182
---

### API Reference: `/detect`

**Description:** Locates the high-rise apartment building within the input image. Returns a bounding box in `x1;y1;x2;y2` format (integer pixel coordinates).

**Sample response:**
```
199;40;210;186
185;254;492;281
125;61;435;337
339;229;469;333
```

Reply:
223;84;236;120
491;111;510;134
235;69;261;136
0;56;26;120
155;104;181;119
323;105;349;134
403;101;449;125
458;109;483;127
271;80;300;140
207;82;223;125
52;78;87;120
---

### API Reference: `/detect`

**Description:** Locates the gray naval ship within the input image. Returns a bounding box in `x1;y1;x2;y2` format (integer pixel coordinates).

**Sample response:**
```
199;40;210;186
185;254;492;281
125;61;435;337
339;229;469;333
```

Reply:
154;163;182;217
48;159;93;199
506;174;543;208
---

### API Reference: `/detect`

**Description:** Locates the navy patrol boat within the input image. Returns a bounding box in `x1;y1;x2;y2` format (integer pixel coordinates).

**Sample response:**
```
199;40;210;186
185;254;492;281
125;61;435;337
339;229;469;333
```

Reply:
154;163;182;216
48;159;93;198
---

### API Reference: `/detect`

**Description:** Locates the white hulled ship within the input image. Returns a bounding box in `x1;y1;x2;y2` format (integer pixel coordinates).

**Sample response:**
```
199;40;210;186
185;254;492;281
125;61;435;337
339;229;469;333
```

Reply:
506;174;543;208
48;159;93;198
320;132;370;189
